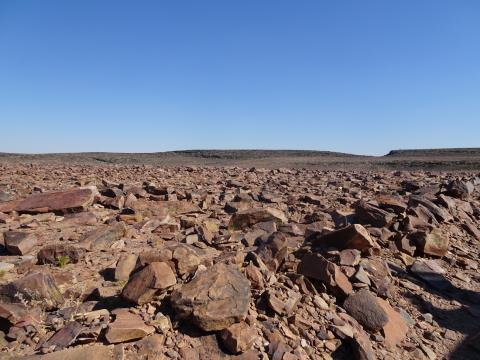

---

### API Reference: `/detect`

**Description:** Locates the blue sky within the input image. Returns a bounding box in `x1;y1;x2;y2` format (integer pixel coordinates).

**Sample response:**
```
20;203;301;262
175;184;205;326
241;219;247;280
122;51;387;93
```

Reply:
0;1;479;155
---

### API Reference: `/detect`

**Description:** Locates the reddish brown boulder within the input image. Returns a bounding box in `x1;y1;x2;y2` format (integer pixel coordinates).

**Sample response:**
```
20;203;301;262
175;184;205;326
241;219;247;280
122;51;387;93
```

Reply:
171;263;250;331
0;303;29;325
121;262;176;305
0;188;95;214
228;208;287;231
354;200;395;227
4;271;64;309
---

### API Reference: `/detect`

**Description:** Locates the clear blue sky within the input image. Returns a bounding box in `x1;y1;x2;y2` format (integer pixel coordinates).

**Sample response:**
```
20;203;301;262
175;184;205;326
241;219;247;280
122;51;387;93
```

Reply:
1;1;479;155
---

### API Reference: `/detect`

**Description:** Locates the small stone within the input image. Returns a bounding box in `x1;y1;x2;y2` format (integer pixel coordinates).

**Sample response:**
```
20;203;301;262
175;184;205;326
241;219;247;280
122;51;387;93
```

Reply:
339;249;361;266
114;254;138;281
297;253;353;298
220;322;256;354
4;231;37;255
343;289;388;332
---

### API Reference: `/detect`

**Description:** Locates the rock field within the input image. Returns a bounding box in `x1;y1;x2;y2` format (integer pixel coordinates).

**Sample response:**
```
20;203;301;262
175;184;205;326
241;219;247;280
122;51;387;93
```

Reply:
0;163;479;359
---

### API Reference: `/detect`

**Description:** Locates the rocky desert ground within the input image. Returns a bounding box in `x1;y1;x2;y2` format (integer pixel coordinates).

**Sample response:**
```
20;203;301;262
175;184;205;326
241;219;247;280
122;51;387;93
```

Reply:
0;160;479;360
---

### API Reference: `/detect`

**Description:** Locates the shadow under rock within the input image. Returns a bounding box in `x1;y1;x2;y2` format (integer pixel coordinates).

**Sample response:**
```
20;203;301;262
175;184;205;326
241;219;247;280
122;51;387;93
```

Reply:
406;270;480;360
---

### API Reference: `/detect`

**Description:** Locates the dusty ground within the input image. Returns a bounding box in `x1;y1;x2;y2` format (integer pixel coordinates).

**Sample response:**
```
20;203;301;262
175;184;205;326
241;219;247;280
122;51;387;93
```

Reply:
0;161;478;360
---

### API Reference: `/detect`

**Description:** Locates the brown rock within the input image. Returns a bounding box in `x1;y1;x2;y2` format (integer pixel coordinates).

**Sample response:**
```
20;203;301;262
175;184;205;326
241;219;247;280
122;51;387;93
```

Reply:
171;263;250;331
355;200;395;227
377;298;408;348
0;188;95;214
105;309;155;344
339;249;361;266
4;271;64;309
413;228;449;257
220;322;256;354
42;321;84;350
228;208;287;231
244;263;264;290
0;303;29;325
121;262;176;305
80;222;126;250
313;224;375;253
114;254;138;281
37;244;86;265
376;194;408;214
297;253;353;297
4;231;37;255
446;179;474;200
409;195;453;223
343;289;389;332
256;231;288;272
23;344;113;360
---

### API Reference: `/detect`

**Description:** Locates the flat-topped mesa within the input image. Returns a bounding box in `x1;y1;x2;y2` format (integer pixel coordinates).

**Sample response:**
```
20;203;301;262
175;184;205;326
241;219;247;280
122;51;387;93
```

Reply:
0;187;96;214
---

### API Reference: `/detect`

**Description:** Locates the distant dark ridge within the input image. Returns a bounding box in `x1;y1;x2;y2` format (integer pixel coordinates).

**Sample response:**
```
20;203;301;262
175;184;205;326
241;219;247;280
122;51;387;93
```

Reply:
170;149;364;160
386;148;480;157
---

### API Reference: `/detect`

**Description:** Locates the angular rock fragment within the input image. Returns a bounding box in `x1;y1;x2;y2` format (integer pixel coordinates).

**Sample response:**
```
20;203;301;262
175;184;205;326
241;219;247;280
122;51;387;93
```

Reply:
121;262;176;305
339;249;361;266
376;194;408;214
171;263;250;331
446;179;474;200
0;303;29;325
410;259;451;291
220;322;256;354
343;289;389;332
4;231;37;255
105;309;155;344
412;228;449;257
114;254;138;281
313;224;375;253
377;298;408;348
0;188;96;214
297;253;353;297
256;231;288;272
409;195;453;223
4;271;64;309
79;222;126;250
228;208;287;231
42;321;84;351
355;200;395;227
37;244;86;265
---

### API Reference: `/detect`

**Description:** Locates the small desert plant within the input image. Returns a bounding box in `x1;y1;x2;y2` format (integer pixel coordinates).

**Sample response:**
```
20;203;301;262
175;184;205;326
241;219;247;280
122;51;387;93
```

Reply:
57;255;71;268
116;280;127;288
0;270;5;278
